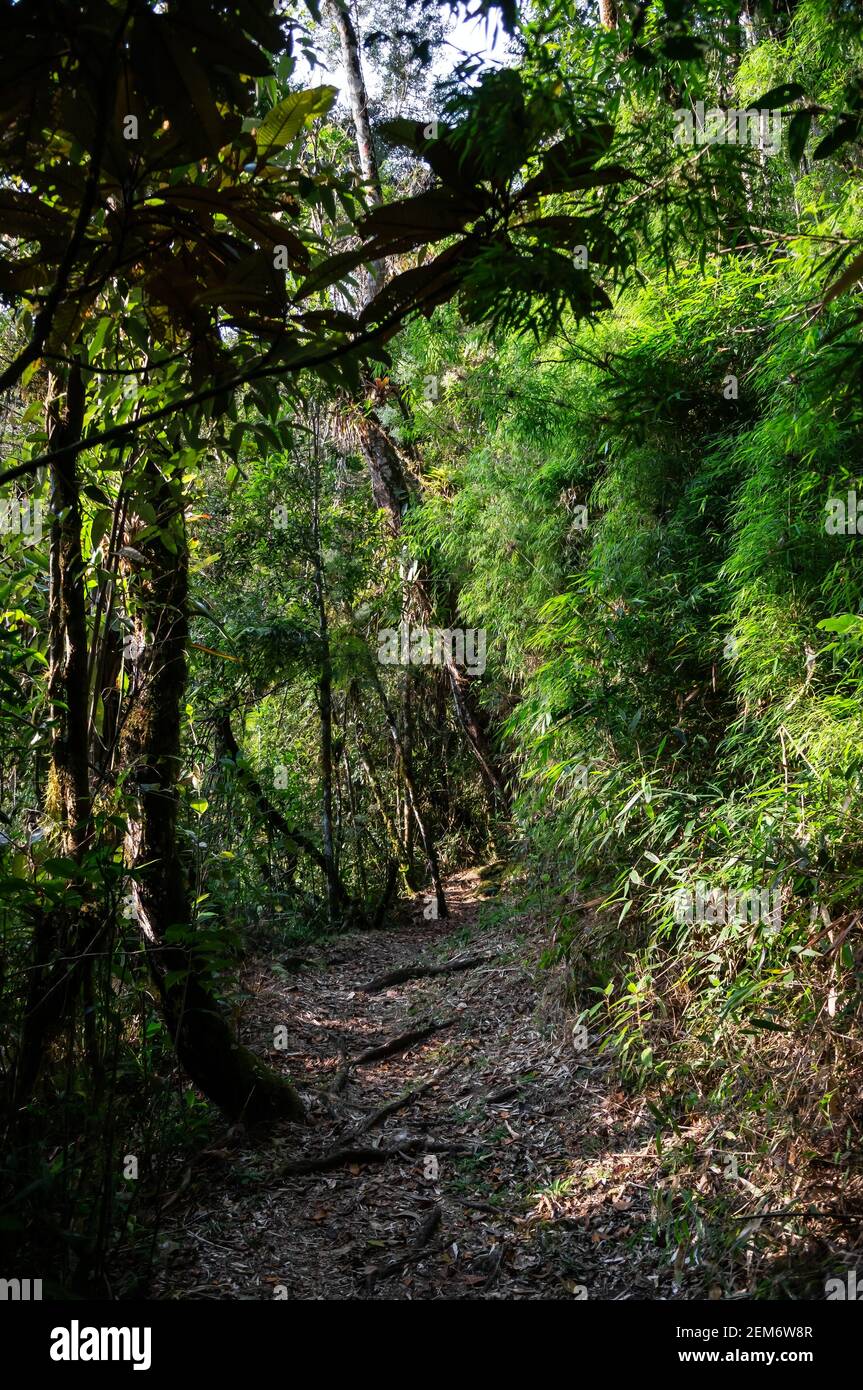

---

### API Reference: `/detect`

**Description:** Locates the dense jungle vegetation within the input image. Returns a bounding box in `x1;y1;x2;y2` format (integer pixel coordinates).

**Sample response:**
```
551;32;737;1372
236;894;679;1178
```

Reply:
2;0;863;1309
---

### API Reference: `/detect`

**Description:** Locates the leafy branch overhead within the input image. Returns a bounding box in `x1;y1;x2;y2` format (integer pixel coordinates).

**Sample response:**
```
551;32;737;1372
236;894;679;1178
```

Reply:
0;0;638;475
361;82;635;337
0;1;355;400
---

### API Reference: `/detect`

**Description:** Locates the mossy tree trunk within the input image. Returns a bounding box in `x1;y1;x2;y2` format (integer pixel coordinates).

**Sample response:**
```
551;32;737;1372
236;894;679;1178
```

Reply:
118;458;304;1126
15;365;96;1105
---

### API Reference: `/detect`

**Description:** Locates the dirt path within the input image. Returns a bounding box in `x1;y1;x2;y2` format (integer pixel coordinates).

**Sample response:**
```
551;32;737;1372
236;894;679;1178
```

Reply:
148;869;683;1300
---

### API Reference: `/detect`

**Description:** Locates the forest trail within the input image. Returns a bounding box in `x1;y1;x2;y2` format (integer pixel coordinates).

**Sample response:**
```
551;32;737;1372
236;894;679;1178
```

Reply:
150;870;678;1301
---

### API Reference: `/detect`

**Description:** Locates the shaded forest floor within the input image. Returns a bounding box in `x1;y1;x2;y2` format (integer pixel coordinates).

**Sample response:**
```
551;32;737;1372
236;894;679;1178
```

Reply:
143;869;860;1301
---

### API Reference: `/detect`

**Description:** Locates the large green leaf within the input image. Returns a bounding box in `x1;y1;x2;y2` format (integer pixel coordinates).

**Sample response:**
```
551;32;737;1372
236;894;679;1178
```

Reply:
376;118;487;191
359;188;487;251
296;247;372;300
255;87;337;155
788;109;813;167
0;190;68;244
516;215;626;267
520;160;635;201
521;126;615;200
752;82;806;109
358;244;467;327
812;114;861;160
150;185;309;266
132;11;228;159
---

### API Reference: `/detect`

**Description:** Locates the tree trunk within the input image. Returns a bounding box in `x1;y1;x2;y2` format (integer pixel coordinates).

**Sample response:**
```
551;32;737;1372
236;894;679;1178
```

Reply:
329;0;383;296
351;684;418;891
342;744;369;902
355;409;510;811
88;484;128;776
329;1;381;202
367;666;448;919
15;365;95;1104
402;671;417;883
354;410;414;529
330;0;509;816
118;459;303;1126
439;649;509;810
311;457;341;925
328;0;384;294
599;0;618;29
45;365;91;852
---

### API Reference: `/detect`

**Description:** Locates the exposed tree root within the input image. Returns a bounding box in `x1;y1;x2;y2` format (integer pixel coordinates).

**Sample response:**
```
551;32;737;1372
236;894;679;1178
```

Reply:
360;954;494;994
368;1204;444;1285
353;1018;455;1065
341;1057;463;1141
327;1055;351;1094
278;1138;471;1176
